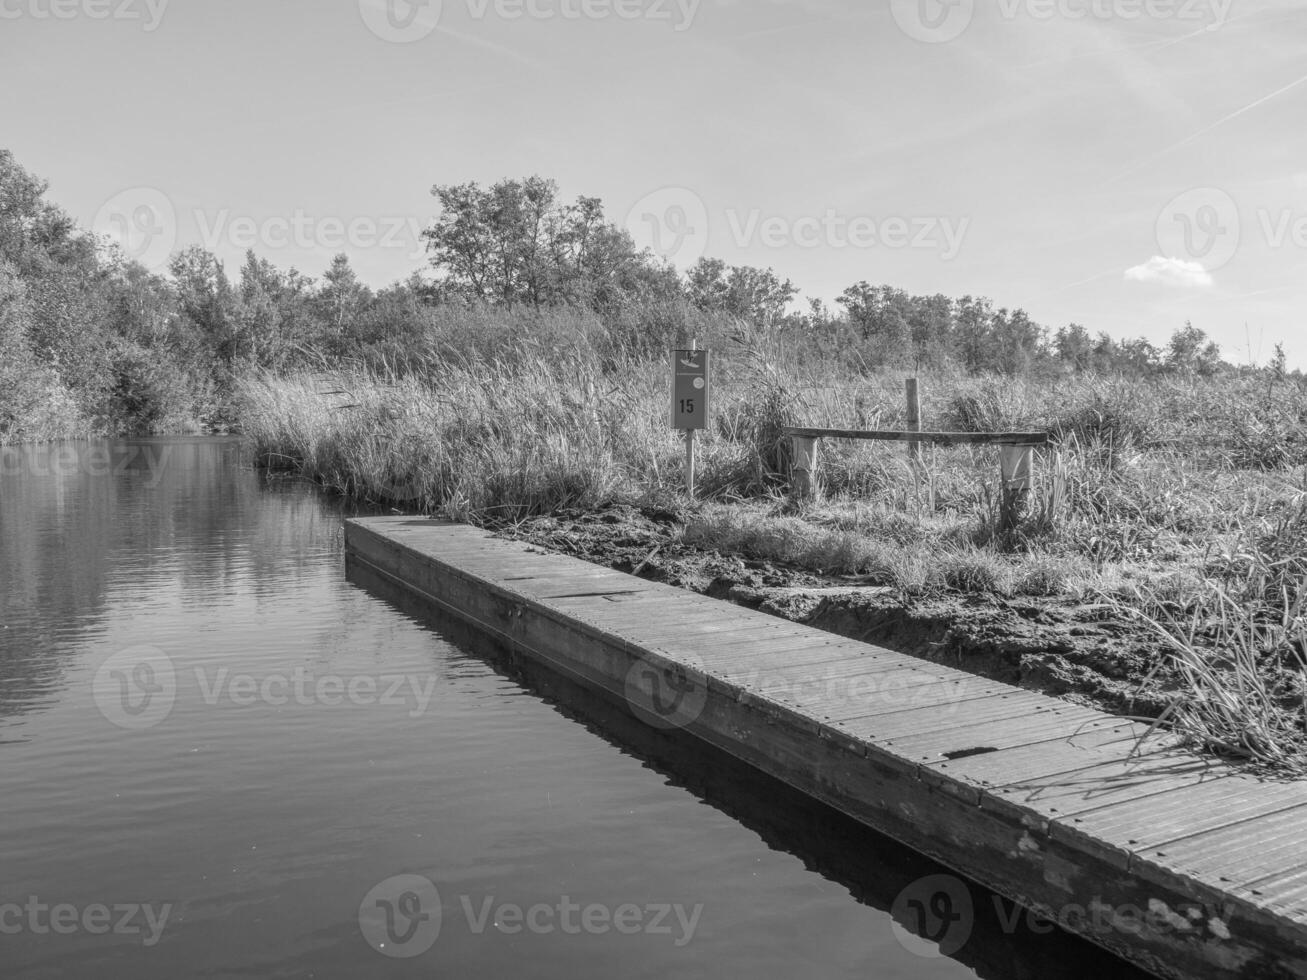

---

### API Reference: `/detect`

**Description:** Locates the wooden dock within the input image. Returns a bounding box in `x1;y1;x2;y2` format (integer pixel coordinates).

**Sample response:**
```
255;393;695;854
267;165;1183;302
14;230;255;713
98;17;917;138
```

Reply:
345;517;1307;980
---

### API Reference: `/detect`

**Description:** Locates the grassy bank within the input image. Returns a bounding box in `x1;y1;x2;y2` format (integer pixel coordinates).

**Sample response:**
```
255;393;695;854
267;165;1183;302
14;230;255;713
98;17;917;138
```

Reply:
235;327;1307;772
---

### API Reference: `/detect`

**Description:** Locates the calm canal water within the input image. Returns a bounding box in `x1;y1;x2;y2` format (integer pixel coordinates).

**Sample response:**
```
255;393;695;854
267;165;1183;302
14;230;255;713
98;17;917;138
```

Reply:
0;438;1152;979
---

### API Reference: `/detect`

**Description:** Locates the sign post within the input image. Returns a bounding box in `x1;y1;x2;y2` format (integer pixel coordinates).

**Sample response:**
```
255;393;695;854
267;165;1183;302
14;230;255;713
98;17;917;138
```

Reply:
671;345;710;498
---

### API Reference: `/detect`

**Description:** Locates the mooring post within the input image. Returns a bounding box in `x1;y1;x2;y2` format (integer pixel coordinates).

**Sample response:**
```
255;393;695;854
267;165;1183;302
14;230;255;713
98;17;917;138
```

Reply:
999;444;1034;533
905;378;922;468
791;435;820;501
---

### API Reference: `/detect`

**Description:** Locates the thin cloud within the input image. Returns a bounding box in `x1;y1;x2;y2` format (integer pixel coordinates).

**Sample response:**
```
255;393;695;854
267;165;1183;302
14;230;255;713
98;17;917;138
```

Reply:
1046;269;1120;294
1105;70;1307;184
1125;256;1214;288
1014;17;1232;72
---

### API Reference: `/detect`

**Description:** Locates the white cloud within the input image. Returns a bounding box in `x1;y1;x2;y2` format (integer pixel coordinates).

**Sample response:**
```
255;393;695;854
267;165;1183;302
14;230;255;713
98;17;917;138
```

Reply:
1124;256;1214;289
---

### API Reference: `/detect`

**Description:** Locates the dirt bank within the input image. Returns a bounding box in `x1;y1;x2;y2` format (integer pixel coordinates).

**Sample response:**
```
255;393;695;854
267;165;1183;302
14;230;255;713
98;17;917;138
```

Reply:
487;503;1179;720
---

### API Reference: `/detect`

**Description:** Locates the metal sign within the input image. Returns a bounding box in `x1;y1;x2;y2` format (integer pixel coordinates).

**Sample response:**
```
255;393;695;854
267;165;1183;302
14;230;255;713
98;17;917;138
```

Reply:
670;349;709;431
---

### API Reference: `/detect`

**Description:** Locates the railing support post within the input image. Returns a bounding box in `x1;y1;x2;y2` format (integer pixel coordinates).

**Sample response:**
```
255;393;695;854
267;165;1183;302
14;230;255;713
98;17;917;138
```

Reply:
999;444;1034;534
792;435;820;502
905;378;923;468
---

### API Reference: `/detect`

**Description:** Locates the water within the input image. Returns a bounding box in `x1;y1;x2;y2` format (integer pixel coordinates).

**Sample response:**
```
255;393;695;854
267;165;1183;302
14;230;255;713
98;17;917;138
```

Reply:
0;438;1151;979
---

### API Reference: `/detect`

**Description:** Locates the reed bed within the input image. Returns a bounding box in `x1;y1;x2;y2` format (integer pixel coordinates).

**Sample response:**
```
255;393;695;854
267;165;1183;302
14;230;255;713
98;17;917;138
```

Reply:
234;326;1307;770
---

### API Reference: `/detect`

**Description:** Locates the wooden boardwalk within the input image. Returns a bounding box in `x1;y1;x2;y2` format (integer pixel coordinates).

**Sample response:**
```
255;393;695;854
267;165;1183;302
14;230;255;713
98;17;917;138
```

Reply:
345;517;1307;980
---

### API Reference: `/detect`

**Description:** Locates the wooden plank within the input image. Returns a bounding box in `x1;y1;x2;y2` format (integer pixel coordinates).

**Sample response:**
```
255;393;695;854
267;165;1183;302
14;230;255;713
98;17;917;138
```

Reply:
1050;775;1305;872
555;602;731;629
557;586;766;614
980;745;1219;845
785;670;997;727
879;704;1111;763
1235;864;1307;922
811;685;1026;748
546;592;742;622
506;574;656;598
502;566;644;582
707;654;902;696
830;686;1050;728
623;618;799;644
920;719;1170;805
647;625;845;660
1134;804;1307;896
722;649;964;696
871;687;1060;729
784;426;1050;446
720;654;950;712
703;640;920;676
1059;775;1306;846
642;633;832;673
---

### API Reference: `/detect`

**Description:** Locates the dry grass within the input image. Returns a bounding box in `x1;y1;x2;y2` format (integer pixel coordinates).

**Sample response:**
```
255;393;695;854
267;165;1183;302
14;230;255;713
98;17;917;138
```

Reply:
233;317;1307;770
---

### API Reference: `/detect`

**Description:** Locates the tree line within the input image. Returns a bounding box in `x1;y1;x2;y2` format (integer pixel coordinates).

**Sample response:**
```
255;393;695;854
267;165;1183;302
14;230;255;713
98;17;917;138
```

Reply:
0;150;1270;442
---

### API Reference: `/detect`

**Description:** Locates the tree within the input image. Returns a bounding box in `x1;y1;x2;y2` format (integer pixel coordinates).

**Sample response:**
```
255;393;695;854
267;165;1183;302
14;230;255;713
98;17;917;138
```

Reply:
423;176;654;311
0;256;69;439
837;282;912;365
104;259;177;349
0;149;56;271
687;258;796;327
1055;324;1094;372
170;247;239;366
954;295;995;373
315;253;371;343
989;308;1045;375
1117;336;1160;374
1166;322;1222;376
1270;343;1288;381
907;293;956;367
347;274;434;353
424;176;559;306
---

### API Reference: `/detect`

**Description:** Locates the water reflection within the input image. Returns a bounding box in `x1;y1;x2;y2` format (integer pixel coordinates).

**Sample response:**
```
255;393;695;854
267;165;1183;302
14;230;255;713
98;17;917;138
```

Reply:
347;558;1153;980
0;438;346;728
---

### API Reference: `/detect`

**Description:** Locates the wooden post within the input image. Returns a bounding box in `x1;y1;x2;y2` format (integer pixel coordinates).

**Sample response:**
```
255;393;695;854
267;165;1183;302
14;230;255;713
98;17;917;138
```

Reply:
999;444;1034;534
792;435;820;501
905;378;922;467
685;339;698;499
685;429;696;499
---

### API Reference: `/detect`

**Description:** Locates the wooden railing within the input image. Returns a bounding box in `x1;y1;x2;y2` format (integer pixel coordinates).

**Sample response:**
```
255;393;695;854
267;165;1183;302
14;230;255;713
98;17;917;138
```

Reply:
785;427;1050;446
783;424;1052;531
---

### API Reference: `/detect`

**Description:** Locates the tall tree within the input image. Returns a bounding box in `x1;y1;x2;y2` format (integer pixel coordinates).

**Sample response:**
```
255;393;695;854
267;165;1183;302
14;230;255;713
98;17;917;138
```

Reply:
688;258;797;327
170;247;239;365
423;176;653;311
838;282;912;365
316;253;371;341
1055;324;1094;372
1166;322;1223;376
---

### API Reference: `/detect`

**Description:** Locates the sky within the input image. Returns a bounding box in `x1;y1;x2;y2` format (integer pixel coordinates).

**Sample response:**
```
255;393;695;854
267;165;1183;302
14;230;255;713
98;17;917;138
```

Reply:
2;0;1305;365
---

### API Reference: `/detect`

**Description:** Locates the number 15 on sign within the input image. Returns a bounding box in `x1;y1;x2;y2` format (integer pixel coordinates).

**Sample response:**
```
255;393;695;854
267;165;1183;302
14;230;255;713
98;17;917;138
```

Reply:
671;349;710;430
